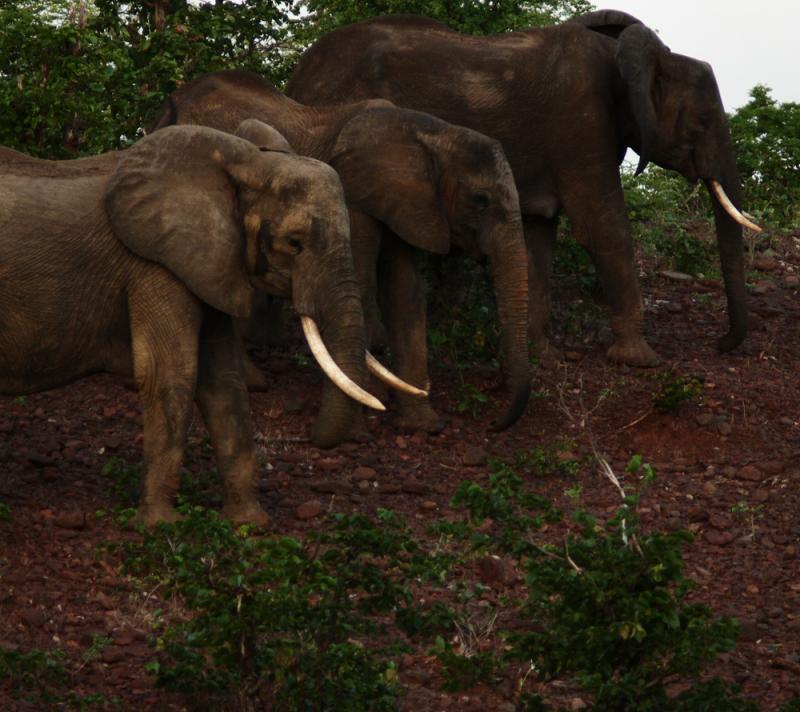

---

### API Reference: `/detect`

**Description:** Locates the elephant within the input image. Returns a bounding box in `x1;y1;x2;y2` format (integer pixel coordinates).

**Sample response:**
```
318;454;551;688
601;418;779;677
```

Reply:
287;9;762;367
0;122;391;525
149;69;531;433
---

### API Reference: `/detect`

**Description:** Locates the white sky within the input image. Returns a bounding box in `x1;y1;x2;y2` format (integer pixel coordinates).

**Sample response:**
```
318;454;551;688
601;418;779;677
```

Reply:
608;0;799;110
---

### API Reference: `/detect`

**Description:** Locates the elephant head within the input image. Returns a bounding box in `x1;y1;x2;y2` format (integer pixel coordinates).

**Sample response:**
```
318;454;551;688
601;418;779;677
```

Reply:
104;123;381;447
329;107;530;429
573;10;761;352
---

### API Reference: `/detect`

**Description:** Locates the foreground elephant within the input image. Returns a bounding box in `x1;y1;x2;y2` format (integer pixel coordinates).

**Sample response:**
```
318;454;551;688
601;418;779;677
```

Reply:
0;123;385;525
288;9;761;366
150;70;530;432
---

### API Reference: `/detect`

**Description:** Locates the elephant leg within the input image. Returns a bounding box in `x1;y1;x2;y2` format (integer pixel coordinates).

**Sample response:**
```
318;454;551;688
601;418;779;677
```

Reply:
562;167;660;367
195;308;270;527
377;233;445;433
524;215;562;366
129;275;203;526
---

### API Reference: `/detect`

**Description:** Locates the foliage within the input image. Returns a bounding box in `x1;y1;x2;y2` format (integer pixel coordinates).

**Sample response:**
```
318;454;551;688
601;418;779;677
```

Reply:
117;507;445;710
0;0;297;158
0;647;110;708
441;455;753;710
101;455;143;508
0;502;10;521
513;439;580;477
623;166;717;276
651;373;703;413
730;85;800;229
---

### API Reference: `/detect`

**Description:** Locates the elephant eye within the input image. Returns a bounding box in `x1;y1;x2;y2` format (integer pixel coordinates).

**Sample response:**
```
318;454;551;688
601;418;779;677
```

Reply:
470;191;491;212
288;237;304;254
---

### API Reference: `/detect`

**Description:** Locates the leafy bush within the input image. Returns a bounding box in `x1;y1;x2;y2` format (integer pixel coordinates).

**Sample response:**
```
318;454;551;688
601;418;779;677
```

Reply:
730;85;800;229
119;507;438;710
651;373;703;413
442;455;754;710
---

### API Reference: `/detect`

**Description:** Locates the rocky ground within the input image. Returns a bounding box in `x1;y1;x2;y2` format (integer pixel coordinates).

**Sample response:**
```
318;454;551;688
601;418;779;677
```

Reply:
1;236;799;710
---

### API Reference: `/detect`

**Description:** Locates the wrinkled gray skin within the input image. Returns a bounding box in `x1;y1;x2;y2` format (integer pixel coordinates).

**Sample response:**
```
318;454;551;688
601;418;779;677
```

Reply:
0;124;365;525
150;70;530;433
288;10;750;367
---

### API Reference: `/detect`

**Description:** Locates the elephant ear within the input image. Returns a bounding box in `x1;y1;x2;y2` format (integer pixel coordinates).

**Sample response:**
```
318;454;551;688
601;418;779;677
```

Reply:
568;10;642;38
328;108;451;254
105;126;263;317
234;119;294;154
616;23;669;175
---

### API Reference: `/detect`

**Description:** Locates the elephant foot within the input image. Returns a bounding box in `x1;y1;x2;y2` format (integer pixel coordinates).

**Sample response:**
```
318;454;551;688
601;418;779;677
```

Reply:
221;500;271;528
606;338;661;367
243;353;269;392
346;410;373;444
393;403;446;434
135;503;183;527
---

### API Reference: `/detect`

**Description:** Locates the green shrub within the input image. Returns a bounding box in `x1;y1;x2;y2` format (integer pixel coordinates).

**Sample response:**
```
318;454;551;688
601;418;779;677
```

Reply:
119;508;435;710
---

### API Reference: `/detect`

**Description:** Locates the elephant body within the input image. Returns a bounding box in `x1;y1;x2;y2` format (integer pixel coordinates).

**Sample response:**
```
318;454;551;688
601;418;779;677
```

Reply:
0;124;372;524
151;70;531;432
288;10;752;365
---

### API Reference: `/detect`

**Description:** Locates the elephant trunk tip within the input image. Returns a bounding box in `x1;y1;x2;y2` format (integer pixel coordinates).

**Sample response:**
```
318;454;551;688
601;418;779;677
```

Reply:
489;381;530;432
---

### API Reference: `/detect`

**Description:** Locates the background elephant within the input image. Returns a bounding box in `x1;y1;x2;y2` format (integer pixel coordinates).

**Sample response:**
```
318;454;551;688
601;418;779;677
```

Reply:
287;9;761;367
150;70;530;432
0;123;382;525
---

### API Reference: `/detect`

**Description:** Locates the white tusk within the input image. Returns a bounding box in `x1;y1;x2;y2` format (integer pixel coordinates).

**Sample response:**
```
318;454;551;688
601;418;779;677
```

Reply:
710;180;763;233
300;316;385;411
366;352;429;397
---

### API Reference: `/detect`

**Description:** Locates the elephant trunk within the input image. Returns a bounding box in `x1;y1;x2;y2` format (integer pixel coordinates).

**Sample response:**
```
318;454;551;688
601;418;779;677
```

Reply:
301;251;369;448
487;219;531;430
704;152;749;353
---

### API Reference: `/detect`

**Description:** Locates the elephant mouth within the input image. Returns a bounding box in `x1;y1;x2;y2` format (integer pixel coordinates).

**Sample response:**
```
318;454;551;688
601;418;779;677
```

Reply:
249;269;291;297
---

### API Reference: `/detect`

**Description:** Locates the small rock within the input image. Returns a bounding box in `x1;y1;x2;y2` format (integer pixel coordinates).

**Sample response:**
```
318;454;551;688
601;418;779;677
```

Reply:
317;458;343;472
310;480;350;496
754;256;779;272
55;511;86;530
695;412;714;427
402;478;428;495
395;436;407;449
780;417;796;427
378;483;402;495
296;500;324;520
462;446;488;467
92;591;115;610
751;279;777;295
738;619;759;642
703;482;718;496
352;466;377;482
357;480;371;492
20;609;47;628
569;698;588;710
736;465;763;482
687;507;709;523
761;460;784;475
705;529;735;546
420;501;438;512
27;451;55;467
665;301;683;314
753;489;770;503
101;646;126;664
783;274;800;288
660;270;693;282
477;555;517;587
564;351;583;362
709;513;732;530
104;436;121;450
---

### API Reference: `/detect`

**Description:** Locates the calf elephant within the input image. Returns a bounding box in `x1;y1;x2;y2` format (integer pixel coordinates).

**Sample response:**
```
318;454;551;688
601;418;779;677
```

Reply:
0;123;388;525
288;9;761;366
150;70;530;433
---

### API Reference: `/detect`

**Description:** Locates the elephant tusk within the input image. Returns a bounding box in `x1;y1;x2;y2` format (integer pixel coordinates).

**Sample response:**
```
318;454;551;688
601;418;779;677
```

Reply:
300;316;385;411
710;180;763;233
366;352;428;397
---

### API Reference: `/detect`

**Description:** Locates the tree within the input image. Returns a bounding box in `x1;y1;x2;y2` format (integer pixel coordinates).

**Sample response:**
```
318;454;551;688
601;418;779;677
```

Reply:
729;85;800;228
0;0;592;158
